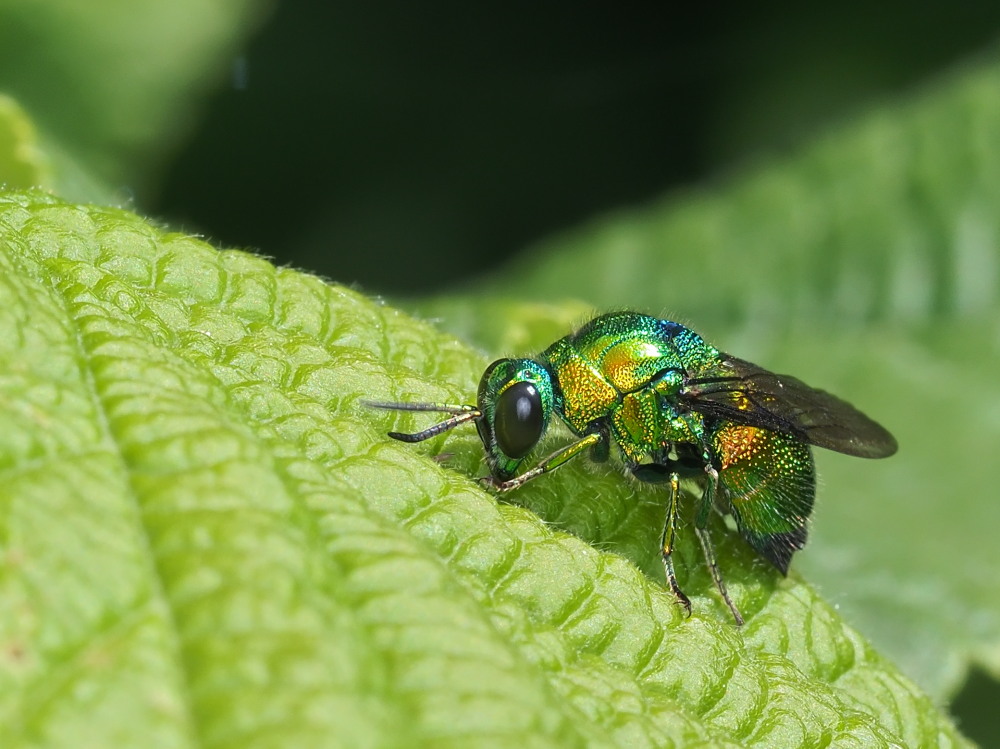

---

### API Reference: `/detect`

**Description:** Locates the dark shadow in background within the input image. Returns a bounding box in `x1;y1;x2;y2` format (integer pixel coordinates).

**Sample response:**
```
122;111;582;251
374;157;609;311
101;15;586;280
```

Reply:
950;668;1000;745
154;3;1000;297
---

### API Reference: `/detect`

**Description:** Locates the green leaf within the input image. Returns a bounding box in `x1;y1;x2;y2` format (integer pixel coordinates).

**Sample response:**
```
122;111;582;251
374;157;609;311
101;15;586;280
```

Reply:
0;0;272;200
0;94;52;190
419;48;1000;705
0;190;968;747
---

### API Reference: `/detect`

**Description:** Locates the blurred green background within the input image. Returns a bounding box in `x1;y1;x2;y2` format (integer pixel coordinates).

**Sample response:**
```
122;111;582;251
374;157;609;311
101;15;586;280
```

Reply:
150;3;1000;296
3;1;1000;744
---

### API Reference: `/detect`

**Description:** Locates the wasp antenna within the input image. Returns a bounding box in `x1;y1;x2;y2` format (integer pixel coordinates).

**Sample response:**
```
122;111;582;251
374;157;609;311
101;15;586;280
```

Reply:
363;400;476;415
387;410;481;443
363;399;481;442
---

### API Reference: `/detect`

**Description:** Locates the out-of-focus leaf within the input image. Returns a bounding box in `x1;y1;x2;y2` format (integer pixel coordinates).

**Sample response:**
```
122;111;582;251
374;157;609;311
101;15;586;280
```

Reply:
471;48;1000;331
0;94;52;190
0;0;272;200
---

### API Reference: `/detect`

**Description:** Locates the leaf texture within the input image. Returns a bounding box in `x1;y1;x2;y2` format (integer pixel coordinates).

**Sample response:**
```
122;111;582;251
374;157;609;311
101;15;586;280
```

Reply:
0;191;969;747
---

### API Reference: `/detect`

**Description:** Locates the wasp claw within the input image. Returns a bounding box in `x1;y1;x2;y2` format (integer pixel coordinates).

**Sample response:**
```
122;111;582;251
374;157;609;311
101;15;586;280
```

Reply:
677;593;693;618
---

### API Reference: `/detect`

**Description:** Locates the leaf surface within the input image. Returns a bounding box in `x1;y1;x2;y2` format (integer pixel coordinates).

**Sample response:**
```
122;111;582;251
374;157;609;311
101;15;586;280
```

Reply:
0;190;969;747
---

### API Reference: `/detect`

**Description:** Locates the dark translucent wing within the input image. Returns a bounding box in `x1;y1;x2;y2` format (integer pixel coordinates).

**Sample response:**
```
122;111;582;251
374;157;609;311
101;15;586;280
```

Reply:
681;355;897;459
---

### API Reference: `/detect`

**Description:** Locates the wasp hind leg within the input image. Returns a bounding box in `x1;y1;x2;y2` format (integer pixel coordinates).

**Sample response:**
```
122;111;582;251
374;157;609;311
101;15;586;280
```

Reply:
696;465;744;626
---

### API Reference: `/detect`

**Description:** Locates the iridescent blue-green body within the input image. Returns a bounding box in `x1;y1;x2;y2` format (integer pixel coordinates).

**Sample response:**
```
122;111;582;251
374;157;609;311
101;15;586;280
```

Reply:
369;311;897;624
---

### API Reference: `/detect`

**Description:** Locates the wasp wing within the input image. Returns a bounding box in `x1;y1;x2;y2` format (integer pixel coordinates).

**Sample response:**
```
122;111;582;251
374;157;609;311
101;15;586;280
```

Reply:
680;355;897;459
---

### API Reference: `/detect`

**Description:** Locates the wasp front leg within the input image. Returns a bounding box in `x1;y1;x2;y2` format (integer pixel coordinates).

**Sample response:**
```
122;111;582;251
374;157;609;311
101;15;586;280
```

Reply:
481;431;604;492
659;471;693;617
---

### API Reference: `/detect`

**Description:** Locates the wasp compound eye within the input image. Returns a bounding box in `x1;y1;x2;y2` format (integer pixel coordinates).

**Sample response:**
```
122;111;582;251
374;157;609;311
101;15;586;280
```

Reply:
494;382;543;458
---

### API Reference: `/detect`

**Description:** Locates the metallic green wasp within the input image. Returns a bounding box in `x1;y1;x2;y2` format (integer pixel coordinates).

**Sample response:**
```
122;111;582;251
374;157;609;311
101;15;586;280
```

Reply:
368;312;897;624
